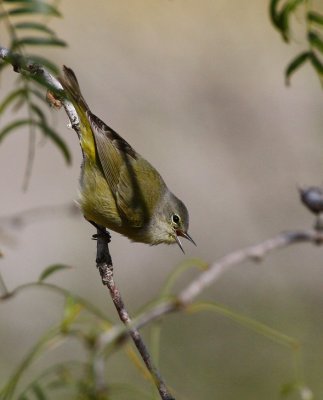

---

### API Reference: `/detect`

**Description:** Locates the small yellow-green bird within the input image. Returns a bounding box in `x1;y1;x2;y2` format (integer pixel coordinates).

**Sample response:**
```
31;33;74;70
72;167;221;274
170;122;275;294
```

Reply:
59;66;195;252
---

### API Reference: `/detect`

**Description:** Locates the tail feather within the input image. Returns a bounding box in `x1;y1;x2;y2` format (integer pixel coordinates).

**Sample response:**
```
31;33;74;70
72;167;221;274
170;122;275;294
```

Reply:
59;65;89;111
59;66;97;161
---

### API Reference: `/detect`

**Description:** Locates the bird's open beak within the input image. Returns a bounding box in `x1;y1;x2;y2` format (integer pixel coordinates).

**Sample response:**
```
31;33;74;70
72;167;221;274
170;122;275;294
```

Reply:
175;230;196;253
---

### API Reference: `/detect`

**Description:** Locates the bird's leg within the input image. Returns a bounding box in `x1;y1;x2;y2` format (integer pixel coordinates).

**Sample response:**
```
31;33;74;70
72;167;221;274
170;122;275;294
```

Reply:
87;219;111;243
85;218;113;271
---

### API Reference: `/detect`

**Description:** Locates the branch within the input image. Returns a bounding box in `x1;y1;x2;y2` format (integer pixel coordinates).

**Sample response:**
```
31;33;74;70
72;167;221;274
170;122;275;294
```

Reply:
178;229;322;304
0;45;79;132
95;226;175;400
98;228;323;348
0;45;175;400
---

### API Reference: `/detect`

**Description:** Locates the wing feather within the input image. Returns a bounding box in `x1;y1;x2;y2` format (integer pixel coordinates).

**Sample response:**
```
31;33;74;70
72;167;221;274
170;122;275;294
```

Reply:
88;112;160;226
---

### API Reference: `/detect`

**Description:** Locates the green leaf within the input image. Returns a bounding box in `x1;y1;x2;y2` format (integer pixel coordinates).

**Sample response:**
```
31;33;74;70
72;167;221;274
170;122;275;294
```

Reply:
12;37;67;50
38;264;71;282
279;0;304;42
281;381;298;397
1;327;62;400
189;301;300;349
285;51;310;85
0;119;71;164
0;88;27;115
61;296;83;332
35;122;71;164
276;8;289;41
0;119;32;142
31;384;47;400
161;258;208;297
38;264;72;283
308;31;323;53
13;22;55;35
310;52;323;76
270;0;304;41
4;0;34;1
30;103;46;123
3;3;61;17
269;0;281;28
307;11;323;26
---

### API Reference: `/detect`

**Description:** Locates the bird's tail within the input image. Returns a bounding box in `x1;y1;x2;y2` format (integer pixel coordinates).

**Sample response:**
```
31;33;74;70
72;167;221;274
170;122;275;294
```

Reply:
59;65;89;112
59;66;97;162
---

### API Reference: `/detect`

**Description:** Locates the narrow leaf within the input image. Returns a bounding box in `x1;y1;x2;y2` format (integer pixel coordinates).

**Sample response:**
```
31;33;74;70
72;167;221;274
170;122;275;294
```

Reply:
161;258;208;297
277;9;290;41
39;264;71;282
35;122;71;164
4;0;45;2
12;37;67;50
307;11;323;26
308;31;323;53
270;0;305;41
283;0;304;14
279;0;304;42
285;51;310;85
0;328;62;399
269;0;281;28
61;296;83;332
0;119;32;142
17;395;29;400
189;302;300;349
0;88;26;114
310;52;323;73
30;103;46;123
4;4;61;17
31;384;47;400
281;381;298;397
13;22;55;35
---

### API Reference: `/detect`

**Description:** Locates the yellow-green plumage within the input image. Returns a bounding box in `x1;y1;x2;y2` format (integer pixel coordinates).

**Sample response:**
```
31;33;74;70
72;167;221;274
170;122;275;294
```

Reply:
60;66;194;250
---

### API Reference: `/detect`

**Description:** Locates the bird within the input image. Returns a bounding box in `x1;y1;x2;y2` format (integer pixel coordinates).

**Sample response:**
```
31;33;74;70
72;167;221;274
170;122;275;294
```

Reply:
58;66;195;252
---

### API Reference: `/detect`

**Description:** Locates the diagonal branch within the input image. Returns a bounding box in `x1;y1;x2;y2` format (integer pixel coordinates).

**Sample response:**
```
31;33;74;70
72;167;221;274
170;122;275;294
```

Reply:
98;229;323;348
95;226;175;400
178;229;322;304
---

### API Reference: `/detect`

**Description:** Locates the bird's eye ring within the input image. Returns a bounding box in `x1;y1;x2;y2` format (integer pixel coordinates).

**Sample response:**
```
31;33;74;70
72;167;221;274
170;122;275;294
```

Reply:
172;214;180;224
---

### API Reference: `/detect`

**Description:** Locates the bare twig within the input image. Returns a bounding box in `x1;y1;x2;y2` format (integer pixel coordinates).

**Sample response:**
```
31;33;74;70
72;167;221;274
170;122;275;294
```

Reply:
95;226;175;400
98;229;323;349
178;230;322;304
0;45;174;400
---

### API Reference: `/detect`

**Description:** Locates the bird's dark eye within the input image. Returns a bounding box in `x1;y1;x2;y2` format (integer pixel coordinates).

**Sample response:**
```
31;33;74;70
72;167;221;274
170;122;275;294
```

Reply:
172;214;180;224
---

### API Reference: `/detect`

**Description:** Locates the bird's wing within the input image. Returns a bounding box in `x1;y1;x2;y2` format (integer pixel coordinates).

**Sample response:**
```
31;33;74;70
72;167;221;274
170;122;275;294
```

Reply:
88;112;161;227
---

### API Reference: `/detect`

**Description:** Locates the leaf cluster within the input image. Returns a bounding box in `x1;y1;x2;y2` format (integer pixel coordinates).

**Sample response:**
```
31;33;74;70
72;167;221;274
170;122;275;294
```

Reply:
0;0;70;188
270;0;323;85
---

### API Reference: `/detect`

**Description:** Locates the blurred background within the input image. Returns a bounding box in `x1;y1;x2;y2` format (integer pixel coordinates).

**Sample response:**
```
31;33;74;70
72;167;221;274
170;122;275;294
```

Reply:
0;0;323;399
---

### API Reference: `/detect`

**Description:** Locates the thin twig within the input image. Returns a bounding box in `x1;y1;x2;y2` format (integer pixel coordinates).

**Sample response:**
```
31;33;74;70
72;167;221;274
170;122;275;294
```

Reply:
98;229;323;349
178;230;321;305
95;226;175;400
